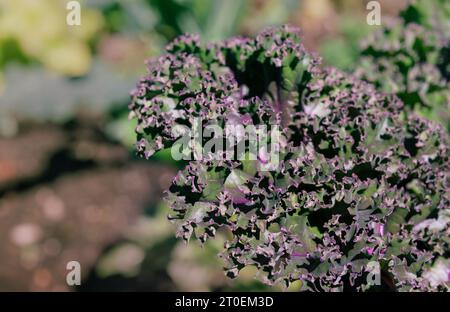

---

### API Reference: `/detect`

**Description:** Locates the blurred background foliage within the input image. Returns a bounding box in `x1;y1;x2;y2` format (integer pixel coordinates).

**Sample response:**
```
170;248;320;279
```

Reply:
0;0;409;291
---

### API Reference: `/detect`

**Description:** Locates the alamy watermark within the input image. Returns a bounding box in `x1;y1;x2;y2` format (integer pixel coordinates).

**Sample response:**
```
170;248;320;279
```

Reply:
366;261;381;286
366;1;381;26
66;260;81;286
66;1;81;26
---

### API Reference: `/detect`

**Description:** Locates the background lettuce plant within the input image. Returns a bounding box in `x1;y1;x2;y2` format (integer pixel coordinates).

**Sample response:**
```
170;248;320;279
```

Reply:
355;0;450;132
129;25;449;291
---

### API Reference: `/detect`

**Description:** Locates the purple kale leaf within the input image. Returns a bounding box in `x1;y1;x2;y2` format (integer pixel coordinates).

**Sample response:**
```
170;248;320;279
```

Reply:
129;25;450;291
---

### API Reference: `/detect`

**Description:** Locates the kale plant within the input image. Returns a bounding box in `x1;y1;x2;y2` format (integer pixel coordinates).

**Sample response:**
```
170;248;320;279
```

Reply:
129;26;450;291
356;0;450;132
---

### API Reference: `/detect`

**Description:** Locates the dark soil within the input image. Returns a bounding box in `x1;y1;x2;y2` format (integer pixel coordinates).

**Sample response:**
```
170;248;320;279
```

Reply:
0;116;174;291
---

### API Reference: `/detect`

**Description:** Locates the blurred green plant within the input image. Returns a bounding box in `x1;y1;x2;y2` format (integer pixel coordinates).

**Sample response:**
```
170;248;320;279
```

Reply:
97;0;297;42
320;14;372;70
355;0;450;131
0;0;103;76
